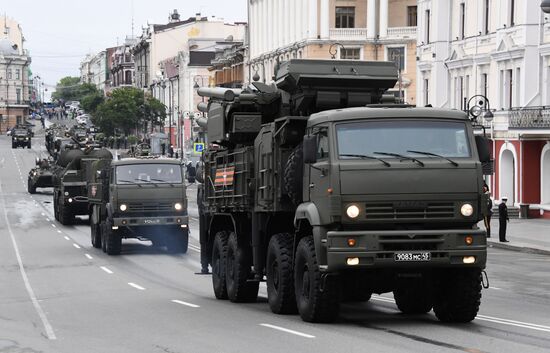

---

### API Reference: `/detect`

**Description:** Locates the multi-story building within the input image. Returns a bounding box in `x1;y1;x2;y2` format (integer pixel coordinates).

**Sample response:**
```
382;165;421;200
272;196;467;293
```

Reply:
80;51;107;92
209;41;246;88
80;54;93;84
417;0;550;218
0;16;32;132
110;36;138;89
248;0;418;103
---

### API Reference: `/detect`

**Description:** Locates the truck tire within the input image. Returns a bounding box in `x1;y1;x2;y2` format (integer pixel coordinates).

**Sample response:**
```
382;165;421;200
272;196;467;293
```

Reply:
28;142;32;149
59;200;73;225
283;143;303;205
104;220;121;255
100;221;107;253
27;178;36;194
53;195;59;221
168;229;189;254
433;269;482;323
294;236;340;323
212;231;229;299
266;233;297;314
90;211;102;249
393;281;433;314
226;232;258;303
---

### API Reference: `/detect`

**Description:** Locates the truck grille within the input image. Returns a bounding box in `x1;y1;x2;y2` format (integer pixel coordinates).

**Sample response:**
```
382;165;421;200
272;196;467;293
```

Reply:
379;233;444;251
127;202;173;212
365;202;455;220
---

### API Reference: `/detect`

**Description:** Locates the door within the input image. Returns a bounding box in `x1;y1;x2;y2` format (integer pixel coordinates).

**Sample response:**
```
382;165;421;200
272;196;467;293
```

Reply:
308;126;331;209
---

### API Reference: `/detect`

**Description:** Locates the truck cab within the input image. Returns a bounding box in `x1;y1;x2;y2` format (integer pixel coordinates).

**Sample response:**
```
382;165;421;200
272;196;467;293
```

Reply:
89;157;189;255
12;128;31;149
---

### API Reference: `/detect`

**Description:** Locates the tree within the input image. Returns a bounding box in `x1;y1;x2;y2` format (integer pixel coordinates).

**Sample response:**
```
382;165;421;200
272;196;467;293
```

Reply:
80;91;104;114
51;77;81;101
93;87;165;137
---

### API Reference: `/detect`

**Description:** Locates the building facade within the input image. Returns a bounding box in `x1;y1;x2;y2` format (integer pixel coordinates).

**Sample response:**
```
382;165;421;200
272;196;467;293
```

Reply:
417;0;550;218
248;0;418;103
110;36;138;90
0;16;32;132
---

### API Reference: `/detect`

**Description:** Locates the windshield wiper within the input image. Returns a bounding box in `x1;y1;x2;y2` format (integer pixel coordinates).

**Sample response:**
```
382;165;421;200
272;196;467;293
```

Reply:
135;178;159;187
373;151;425;167
149;178;176;187
339;154;391;167
407;150;459;167
117;179;142;187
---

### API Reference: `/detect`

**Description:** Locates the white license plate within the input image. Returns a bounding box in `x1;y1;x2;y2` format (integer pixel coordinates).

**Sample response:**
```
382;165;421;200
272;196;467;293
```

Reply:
143;219;161;224
394;252;431;262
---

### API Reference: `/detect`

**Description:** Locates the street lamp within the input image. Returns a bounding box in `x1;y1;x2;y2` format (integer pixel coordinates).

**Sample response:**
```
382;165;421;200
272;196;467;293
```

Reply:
542;0;550;13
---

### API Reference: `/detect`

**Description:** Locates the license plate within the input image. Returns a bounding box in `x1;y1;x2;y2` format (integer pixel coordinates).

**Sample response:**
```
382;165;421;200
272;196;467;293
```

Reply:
143;219;161;224
394;252;431;262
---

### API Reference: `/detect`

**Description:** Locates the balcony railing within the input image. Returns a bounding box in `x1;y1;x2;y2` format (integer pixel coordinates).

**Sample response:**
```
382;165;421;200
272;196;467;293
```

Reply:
509;107;550;128
387;26;417;39
329;28;368;41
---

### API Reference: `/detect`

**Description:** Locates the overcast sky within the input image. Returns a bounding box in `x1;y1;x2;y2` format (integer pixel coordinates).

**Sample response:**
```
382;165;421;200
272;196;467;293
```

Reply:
2;0;247;98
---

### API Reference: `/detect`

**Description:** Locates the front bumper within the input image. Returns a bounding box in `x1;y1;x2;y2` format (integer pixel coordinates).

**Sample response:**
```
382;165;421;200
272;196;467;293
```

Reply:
325;228;487;271
113;215;189;227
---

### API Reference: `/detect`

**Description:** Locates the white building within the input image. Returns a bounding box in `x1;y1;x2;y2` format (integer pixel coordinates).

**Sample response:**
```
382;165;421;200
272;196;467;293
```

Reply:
80;51;107;92
417;0;550;218
248;0;418;102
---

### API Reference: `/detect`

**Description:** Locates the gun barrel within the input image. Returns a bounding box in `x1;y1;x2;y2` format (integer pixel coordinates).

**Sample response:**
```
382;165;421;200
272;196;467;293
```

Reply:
197;87;242;101
197;102;209;113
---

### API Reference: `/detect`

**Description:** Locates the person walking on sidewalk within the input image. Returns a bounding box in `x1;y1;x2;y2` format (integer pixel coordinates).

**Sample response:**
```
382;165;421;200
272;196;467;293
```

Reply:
499;197;510;242
483;183;493;237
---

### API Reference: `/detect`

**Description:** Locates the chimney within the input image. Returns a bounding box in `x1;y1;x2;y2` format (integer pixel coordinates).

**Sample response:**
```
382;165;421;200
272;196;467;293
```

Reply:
170;9;180;23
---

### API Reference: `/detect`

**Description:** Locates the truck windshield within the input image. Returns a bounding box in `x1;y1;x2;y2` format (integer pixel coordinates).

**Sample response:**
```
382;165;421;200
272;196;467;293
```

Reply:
116;164;182;184
337;120;471;159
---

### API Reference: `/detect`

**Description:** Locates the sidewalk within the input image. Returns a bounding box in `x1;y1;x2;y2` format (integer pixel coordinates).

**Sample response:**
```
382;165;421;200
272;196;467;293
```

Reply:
480;218;550;255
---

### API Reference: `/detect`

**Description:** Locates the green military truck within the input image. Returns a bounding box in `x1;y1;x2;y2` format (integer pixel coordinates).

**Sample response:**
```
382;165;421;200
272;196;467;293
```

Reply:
28;158;54;193
53;146;112;225
87;157;189;255
12;128;32;149
197;59;491;323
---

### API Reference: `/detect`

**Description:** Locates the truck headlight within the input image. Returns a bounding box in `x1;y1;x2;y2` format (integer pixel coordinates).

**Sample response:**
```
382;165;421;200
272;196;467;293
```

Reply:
174;203;183;211
346;205;360;219
64;191;69;196
119;204;127;211
461;203;474;217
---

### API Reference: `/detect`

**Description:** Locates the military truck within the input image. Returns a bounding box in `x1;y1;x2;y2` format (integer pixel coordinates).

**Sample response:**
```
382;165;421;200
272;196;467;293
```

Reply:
28;158;54;193
197;59;491;323
87;156;189;255
52;145;112;225
11;128;32;149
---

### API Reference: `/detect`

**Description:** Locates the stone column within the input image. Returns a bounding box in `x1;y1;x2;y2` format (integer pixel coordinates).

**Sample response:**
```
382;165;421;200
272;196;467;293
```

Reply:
308;0;318;39
367;0;377;39
379;0;388;38
320;0;330;39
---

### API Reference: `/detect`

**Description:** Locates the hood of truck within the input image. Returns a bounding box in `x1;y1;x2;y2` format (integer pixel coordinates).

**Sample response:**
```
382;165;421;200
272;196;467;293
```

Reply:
114;184;187;208
338;161;479;195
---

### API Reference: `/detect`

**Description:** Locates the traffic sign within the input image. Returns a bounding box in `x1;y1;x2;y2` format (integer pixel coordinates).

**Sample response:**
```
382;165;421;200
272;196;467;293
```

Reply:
193;143;205;154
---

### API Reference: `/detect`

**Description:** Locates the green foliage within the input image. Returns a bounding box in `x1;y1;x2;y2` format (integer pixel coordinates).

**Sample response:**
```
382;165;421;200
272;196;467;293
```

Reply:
127;135;138;145
81;91;104;113
93;87;166;137
51;78;105;111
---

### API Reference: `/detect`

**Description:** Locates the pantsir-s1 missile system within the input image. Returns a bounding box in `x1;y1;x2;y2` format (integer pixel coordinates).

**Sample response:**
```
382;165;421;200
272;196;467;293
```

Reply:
198;59;491;323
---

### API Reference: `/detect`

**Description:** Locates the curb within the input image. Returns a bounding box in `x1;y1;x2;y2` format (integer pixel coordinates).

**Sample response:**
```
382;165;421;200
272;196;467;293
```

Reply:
488;241;550;256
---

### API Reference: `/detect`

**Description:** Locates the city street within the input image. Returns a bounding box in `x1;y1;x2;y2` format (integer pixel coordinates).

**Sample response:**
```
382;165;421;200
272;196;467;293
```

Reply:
2;133;550;353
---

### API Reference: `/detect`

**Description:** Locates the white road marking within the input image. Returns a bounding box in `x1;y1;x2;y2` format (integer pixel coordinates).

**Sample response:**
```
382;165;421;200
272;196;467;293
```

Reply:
188;244;201;253
45;218;50;222
41;213;45;216
171;299;200;308
477;315;550;333
128;282;146;291
259;324;315;339
100;266;113;274
57;230;62;234
490;286;502;290
51;224;56;228
73;243;81;249
85;254;93;260
64;236;70;240
0;182;56;340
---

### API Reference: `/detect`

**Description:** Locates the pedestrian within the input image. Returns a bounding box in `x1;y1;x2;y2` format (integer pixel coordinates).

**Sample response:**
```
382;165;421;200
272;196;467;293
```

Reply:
483;183;493;237
498;197;510;242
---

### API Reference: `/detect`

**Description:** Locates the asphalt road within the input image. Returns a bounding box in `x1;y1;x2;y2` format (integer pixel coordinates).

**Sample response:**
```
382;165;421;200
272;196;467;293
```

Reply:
2;133;550;353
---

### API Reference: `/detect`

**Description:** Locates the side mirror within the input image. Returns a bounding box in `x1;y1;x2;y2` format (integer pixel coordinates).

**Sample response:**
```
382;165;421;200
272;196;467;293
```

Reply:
475;135;491;163
35;157;40;166
303;136;317;164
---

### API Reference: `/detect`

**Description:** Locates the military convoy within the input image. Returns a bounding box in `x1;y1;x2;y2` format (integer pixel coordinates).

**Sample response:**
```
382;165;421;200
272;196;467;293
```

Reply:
196;59;491;323
87;155;189;255
28;158;54;193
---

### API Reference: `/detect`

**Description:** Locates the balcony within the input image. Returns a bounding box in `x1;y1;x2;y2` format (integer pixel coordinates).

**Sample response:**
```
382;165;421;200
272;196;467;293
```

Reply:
329;28;368;41
508;107;550;129
386;26;417;40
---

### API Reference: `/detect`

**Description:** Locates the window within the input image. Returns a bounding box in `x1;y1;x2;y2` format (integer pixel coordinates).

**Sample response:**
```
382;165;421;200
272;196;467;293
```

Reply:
509;0;515;27
15;69;20;80
425;10;431;43
503;69;513;109
316;129;329;160
340;48;360;60
424;79;430;105
483;0;490;34
16;88;21;103
335;7;355;29
459;76;464;110
407;6;417;27
7;69;12;79
388;47;405;71
481;73;488;98
459;3;465;39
